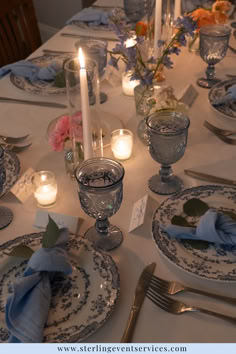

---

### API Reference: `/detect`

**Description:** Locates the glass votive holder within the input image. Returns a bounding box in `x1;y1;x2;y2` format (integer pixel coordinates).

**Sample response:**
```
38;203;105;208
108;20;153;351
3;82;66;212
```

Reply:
122;71;140;96
31;171;57;208
111;129;133;161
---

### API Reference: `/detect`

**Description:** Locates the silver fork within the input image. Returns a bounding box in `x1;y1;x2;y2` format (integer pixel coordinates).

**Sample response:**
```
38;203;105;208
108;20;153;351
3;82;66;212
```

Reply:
204;121;236;137
145;272;236;305
146;288;236;324
1;143;32;153
0;134;29;144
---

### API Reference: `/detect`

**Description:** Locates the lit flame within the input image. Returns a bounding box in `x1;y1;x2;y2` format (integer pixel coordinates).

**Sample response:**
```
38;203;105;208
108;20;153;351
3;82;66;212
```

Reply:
78;47;85;69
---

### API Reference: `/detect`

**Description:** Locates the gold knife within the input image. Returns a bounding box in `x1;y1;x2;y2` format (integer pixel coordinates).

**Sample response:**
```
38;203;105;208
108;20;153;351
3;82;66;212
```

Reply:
120;262;156;343
184;169;236;187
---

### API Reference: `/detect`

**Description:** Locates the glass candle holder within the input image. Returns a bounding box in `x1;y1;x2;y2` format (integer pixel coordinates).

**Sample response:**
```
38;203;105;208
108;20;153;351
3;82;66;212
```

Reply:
122;71;140;96
111;129;133;161
31;171;57;208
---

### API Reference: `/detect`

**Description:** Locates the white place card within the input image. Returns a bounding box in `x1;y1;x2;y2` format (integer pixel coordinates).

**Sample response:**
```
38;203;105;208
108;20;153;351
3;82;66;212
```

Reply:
178;84;198;107
129;195;149;232
34;210;82;235
10;167;35;203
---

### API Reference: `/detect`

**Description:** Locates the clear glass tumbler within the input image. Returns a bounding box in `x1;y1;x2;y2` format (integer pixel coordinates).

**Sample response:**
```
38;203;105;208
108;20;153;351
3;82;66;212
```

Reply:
76;157;125;251
146;111;190;195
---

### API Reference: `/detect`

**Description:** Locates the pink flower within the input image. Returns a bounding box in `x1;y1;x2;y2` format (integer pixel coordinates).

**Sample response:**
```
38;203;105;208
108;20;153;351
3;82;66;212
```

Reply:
49;112;83;152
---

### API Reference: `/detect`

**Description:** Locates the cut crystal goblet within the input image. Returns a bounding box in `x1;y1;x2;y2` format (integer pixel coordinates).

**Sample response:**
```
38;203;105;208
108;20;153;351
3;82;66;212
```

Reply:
76;157;125;251
146;111;190;195
197;25;231;89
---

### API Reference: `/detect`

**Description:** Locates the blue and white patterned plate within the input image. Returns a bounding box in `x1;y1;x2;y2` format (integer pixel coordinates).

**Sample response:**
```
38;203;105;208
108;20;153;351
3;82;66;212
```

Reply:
0;233;120;342
0;150;20;198
152;185;236;282
10;55;73;96
208;79;236;120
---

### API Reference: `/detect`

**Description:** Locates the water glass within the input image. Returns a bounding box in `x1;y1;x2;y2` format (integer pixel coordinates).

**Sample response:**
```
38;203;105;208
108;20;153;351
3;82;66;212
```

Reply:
76;158;125;251
146;111;190;195
197;25;231;88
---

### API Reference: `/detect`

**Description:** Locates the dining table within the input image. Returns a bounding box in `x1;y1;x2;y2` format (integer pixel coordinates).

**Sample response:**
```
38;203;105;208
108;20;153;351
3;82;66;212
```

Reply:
1;0;236;345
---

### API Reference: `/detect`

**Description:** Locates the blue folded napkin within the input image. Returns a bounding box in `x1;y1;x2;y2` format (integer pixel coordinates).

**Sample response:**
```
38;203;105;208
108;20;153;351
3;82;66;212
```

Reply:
5;228;72;343
66;8;110;26
0;60;62;81
212;84;236;106
163;209;236;246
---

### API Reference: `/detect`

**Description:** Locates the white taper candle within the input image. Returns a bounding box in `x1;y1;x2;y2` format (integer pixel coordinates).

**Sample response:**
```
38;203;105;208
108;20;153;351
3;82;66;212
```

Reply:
79;48;94;160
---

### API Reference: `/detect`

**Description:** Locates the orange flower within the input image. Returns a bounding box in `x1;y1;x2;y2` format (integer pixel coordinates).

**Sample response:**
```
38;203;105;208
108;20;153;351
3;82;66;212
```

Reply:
135;21;147;36
190;8;216;30
212;1;231;24
212;1;231;13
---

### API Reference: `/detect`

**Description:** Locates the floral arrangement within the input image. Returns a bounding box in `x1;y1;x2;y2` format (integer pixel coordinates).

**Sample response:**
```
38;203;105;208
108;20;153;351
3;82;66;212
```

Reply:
49;112;83;152
190;0;232;29
108;9;197;86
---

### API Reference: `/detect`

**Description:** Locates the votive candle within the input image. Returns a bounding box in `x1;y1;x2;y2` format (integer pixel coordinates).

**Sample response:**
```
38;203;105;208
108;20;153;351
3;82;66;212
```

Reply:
122;71;140;96
111;129;133;160
32;171;57;208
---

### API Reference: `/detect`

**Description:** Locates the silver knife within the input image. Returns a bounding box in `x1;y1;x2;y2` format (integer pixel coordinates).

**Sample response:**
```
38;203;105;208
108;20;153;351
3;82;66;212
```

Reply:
120;262;156;343
0;97;67;109
43;49;75;55
60;33;118;42
184;169;236;187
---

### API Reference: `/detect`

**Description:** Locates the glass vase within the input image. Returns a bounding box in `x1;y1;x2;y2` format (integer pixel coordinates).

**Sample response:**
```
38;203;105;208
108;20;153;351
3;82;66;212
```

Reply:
188;32;199;53
64;57;103;178
134;84;155;145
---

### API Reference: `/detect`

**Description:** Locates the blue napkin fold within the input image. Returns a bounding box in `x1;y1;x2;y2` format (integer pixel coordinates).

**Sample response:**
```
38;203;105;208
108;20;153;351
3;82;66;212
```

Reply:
0;60;62;81
5;227;72;343
212;84;236;106
66;8;110;26
163;209;236;246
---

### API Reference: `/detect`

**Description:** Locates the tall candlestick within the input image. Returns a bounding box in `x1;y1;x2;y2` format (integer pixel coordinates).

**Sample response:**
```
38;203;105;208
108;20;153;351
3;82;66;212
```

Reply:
174;0;181;20
78;48;94;160
154;0;162;58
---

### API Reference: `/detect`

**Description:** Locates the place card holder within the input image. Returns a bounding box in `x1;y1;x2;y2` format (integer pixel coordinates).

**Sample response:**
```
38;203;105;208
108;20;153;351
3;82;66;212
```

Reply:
129;194;158;233
10;167;35;203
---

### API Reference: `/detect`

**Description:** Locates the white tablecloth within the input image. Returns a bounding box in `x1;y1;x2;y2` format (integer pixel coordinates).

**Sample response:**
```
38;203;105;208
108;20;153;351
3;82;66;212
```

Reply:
1;1;236;344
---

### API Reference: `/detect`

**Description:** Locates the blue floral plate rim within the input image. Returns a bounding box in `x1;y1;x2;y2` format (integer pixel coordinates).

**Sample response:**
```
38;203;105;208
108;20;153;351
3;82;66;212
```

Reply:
0;233;120;343
152;184;236;282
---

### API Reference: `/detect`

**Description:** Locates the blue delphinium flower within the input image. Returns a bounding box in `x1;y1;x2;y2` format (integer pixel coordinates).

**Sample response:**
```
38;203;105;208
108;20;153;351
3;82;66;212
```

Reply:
108;10;197;85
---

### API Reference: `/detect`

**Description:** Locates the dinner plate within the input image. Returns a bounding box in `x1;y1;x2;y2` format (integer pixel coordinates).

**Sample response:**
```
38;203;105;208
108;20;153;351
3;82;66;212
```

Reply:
208;78;236;120
152;185;236;282
47;112;123;148
0;150;20;198
10;55;73;96
0;233;120;342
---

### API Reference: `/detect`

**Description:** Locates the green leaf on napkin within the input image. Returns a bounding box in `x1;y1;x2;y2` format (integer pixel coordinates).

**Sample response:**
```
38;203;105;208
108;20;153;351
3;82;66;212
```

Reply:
54;71;66;88
181;239;210;250
171;215;196;227
183;198;209;217
42;215;60;248
5;245;34;259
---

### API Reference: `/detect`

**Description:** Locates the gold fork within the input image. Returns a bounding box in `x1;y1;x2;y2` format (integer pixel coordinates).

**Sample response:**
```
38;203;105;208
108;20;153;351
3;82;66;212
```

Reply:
146;288;236;324
145;272;236;305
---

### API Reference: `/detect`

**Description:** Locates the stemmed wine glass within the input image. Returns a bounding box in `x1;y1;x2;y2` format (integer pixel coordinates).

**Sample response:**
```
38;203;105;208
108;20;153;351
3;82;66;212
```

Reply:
124;0;154;28
146;111;190;195
75;157;125;251
75;38;108;104
197;25;231;89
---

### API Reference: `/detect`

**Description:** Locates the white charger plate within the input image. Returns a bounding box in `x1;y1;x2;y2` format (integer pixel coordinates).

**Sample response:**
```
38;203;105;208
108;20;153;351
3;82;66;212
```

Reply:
0;234;120;342
152;185;236;282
